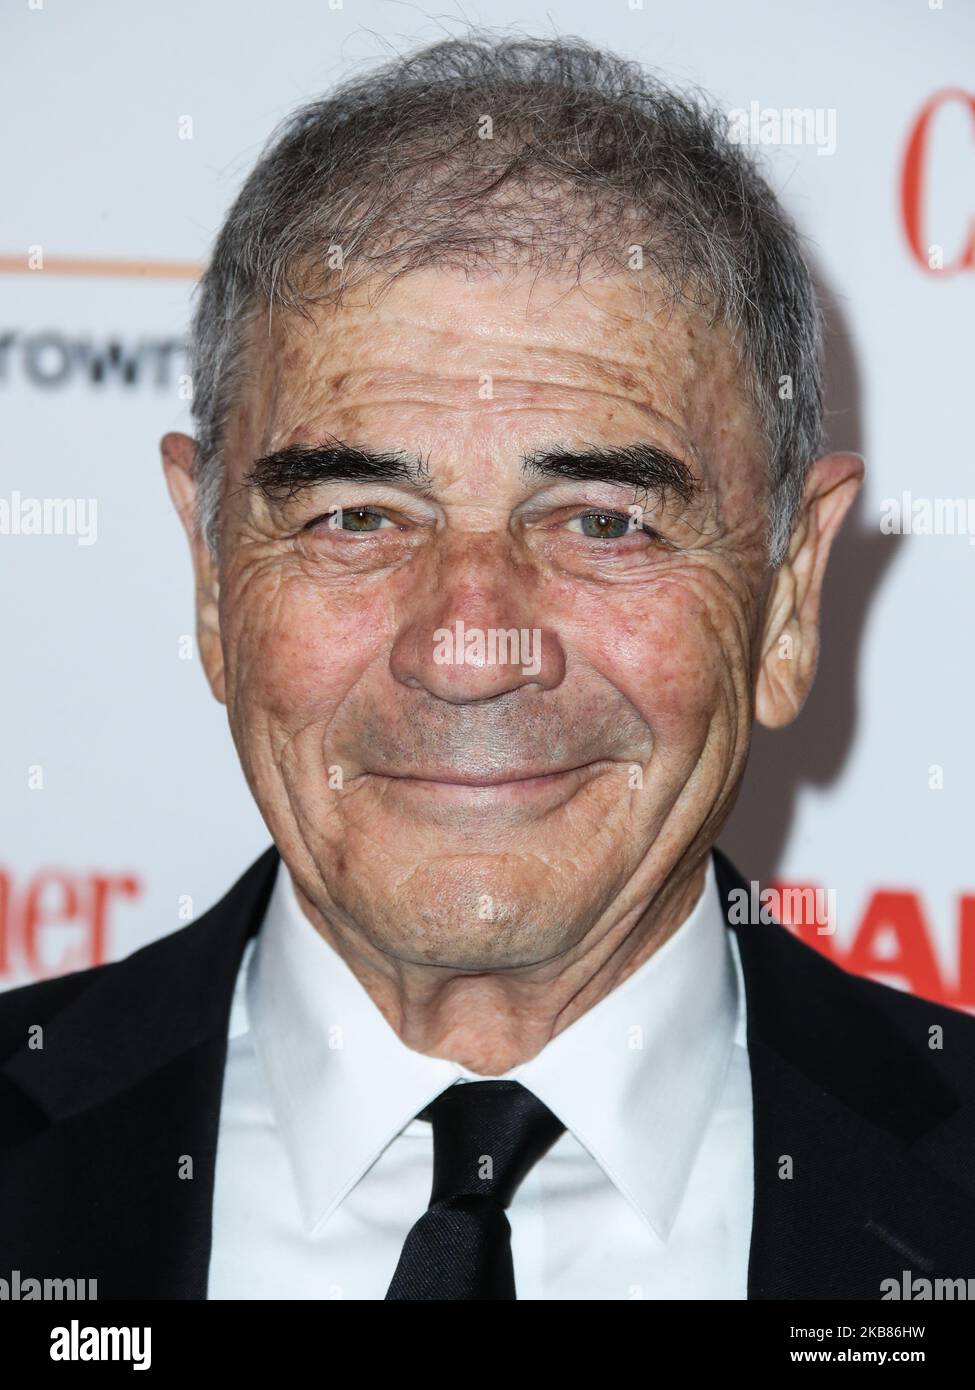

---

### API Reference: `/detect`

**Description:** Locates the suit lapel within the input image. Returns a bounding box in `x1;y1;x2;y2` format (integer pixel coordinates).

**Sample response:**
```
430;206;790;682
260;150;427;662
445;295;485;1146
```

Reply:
0;845;280;1299
712;848;975;1298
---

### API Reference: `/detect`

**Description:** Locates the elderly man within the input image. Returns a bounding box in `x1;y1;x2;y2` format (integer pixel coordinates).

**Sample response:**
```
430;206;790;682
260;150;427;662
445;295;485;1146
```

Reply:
2;33;974;1303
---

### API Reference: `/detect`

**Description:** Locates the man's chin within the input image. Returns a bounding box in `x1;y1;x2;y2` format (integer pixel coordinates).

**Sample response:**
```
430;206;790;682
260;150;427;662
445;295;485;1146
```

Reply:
368;916;576;974
333;860;593;972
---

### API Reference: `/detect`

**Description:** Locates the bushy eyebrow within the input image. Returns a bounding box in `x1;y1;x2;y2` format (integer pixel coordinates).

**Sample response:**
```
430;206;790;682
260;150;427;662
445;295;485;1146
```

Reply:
246;441;435;499
246;437;699;505
521;442;699;503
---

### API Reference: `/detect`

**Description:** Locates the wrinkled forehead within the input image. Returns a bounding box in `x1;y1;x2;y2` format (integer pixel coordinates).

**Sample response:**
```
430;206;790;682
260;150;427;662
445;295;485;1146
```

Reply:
225;266;765;494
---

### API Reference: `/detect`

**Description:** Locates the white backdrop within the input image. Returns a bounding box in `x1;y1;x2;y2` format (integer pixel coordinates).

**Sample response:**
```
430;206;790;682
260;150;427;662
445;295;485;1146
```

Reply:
2;0;973;1008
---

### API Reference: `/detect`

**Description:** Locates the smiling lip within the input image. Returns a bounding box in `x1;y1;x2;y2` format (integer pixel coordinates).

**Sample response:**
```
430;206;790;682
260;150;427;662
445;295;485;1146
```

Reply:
373;762;607;789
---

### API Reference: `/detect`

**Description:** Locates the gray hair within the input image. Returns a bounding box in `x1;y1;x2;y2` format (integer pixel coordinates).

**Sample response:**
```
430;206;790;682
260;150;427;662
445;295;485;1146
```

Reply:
188;31;825;567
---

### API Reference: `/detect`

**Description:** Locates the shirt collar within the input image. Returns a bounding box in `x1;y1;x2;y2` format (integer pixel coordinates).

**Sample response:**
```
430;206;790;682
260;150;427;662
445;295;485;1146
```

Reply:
246;851;740;1242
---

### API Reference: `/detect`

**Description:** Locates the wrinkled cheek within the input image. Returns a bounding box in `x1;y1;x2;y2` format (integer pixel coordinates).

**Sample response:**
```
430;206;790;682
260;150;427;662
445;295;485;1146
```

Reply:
597;596;727;758
223;592;366;749
648;639;722;751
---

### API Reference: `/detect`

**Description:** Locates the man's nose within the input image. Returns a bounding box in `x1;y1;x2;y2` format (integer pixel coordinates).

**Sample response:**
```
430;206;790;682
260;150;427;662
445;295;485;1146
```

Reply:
389;569;566;702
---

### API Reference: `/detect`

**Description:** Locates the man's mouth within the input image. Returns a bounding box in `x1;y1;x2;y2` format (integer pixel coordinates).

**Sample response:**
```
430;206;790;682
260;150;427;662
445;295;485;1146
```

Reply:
365;760;613;800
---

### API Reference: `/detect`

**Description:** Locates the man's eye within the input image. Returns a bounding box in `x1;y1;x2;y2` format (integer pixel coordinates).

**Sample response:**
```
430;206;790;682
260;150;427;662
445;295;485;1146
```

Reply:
314;506;393;534
567;510;654;541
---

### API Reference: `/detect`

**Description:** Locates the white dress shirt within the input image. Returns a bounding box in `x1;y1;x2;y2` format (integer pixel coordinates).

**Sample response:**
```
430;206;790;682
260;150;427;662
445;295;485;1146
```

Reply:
208;852;754;1300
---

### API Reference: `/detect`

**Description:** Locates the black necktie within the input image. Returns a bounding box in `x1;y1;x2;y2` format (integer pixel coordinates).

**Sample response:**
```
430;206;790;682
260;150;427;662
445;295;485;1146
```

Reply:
384;1079;566;1300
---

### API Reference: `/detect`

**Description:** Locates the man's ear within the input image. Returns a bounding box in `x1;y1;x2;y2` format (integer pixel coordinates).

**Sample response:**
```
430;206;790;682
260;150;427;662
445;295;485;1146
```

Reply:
755;451;864;729
160;431;226;705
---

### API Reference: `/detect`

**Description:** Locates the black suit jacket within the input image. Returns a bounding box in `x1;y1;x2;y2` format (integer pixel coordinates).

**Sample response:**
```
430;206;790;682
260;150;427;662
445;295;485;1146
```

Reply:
2;844;975;1300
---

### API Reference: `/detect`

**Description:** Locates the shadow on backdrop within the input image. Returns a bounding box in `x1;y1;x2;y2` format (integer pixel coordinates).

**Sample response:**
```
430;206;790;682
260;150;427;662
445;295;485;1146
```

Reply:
721;265;902;883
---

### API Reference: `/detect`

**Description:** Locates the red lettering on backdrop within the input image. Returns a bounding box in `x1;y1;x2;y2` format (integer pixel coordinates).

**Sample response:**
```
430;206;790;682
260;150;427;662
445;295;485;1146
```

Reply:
958;896;975;1009
844;891;944;1003
87;874;141;966
1;868;141;980
766;881;839;959
771;880;975;1012
22;871;79;976
0;870;9;974
901;88;975;273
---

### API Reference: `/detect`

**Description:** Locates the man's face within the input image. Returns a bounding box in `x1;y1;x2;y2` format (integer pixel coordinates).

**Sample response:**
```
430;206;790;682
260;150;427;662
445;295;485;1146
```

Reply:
179;268;784;969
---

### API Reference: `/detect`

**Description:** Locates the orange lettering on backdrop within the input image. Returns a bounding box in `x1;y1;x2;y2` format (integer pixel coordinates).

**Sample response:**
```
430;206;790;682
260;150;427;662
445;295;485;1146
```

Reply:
901;87;975;274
